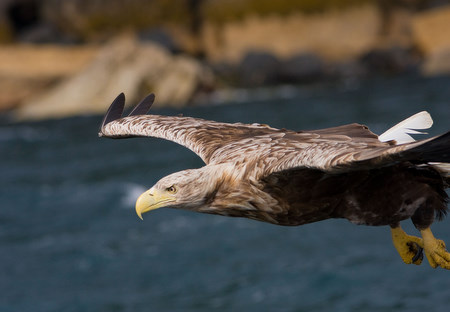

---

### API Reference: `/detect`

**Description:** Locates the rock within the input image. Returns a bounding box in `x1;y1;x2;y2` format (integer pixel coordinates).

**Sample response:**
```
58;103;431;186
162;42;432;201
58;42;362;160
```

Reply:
14;36;144;120
359;46;421;74
0;17;13;43
14;35;214;120
412;5;450;55
0;44;98;79
279;53;323;83
412;5;450;75
138;27;181;54
16;23;67;44
203;5;380;64
238;51;281;87
0;77;54;111
422;49;450;76
210;61;240;85
328;60;368;82
0;44;98;111
150;55;214;108
0;0;66;43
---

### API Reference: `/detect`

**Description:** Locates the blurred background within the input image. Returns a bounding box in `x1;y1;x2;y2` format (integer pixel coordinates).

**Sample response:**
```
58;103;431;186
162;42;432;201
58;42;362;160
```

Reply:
1;0;450;118
1;0;450;311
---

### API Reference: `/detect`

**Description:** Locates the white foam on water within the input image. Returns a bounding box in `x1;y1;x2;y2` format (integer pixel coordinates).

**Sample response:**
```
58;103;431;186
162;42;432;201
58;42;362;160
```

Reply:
120;182;147;208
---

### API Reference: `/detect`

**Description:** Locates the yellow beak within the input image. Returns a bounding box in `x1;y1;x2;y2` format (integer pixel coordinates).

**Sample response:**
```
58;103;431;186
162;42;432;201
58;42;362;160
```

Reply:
135;188;176;220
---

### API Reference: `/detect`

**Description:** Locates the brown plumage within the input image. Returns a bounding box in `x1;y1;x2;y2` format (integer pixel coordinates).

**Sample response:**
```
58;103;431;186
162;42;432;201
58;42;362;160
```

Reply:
99;93;450;269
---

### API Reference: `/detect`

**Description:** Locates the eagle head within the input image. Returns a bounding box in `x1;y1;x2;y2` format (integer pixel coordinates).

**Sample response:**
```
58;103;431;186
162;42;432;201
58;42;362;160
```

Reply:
135;167;224;220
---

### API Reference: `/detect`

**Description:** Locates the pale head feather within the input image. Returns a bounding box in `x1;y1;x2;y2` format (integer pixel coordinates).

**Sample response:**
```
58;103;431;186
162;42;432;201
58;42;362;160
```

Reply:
153;165;230;210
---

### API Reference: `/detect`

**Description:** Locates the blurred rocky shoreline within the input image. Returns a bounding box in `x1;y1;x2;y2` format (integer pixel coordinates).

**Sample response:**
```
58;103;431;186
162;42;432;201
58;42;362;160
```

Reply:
1;0;450;120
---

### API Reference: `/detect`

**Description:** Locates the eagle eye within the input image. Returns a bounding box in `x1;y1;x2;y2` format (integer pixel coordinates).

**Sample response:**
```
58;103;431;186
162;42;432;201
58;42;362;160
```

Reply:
166;186;177;194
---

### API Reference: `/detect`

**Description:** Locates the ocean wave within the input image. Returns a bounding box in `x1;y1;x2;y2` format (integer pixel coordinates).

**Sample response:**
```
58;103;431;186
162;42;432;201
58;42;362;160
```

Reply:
0;125;50;142
120;182;147;208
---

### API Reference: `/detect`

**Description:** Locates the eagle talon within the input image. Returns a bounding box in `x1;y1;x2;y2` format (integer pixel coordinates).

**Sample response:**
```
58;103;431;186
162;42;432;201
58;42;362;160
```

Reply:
421;228;450;269
391;226;424;265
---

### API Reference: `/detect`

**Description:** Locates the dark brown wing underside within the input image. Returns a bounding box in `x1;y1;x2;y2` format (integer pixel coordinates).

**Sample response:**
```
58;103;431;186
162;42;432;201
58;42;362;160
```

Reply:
260;164;448;227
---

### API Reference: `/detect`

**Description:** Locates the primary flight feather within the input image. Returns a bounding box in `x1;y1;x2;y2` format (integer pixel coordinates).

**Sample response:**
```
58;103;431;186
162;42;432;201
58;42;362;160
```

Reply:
99;93;450;269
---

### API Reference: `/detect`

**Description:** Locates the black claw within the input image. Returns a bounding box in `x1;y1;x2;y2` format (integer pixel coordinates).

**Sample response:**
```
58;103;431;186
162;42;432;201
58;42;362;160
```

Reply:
411;243;424;263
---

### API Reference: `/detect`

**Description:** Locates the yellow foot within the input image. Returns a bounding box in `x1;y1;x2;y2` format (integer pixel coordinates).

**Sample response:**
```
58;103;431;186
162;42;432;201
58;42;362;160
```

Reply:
421;228;450;269
391;226;424;265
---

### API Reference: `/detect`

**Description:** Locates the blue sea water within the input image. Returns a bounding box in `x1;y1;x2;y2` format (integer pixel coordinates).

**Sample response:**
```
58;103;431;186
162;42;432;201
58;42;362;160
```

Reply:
1;76;450;312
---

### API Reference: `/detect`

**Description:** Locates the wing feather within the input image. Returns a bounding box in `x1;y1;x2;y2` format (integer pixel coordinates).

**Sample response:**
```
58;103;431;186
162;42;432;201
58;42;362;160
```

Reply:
128;93;155;116
99;93;125;132
378;111;433;144
99;93;448;176
101;115;285;163
99;93;281;163
250;130;450;177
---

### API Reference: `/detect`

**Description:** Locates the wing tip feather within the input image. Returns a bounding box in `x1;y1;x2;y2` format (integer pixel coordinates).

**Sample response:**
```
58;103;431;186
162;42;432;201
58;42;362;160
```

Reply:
99;92;126;137
99;92;156;138
128;93;155;116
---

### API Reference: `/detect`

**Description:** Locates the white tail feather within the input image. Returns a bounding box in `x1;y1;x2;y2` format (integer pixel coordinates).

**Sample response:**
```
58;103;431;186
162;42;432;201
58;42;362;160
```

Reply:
378;111;433;144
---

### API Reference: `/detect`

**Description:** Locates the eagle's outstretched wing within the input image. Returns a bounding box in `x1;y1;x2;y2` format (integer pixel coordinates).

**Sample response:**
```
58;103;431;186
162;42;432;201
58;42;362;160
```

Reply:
99;93;284;163
99;93;448;174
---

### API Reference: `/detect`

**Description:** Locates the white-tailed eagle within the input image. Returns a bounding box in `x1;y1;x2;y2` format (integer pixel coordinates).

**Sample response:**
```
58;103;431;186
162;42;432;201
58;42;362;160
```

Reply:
99;93;450;269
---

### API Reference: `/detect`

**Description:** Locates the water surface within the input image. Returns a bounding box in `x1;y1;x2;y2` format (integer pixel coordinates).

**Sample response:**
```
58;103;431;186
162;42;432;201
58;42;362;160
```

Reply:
1;76;450;311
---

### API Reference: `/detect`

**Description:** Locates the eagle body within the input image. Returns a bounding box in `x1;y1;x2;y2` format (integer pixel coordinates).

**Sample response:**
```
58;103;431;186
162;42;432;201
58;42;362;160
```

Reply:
100;93;450;269
157;160;447;229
